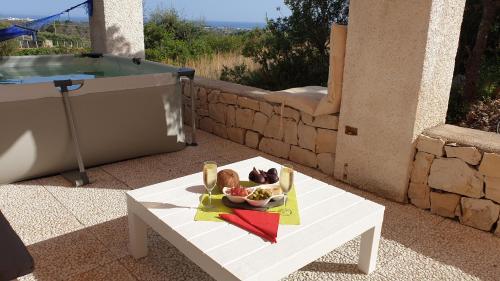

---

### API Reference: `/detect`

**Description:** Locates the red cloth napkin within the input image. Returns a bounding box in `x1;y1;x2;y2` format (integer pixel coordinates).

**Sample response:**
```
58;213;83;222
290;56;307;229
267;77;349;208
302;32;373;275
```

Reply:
219;209;280;243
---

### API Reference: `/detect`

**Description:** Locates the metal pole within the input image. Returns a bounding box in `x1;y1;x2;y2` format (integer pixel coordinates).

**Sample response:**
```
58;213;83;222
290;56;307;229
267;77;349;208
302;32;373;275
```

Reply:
189;78;197;145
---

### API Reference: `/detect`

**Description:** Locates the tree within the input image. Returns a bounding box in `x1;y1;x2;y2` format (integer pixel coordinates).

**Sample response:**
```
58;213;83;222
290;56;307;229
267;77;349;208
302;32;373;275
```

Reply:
235;0;349;90
463;0;499;102
0;22;17;57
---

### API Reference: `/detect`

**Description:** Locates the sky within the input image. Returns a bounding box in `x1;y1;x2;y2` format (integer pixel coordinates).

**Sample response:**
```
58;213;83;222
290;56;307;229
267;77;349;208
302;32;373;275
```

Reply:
0;0;291;23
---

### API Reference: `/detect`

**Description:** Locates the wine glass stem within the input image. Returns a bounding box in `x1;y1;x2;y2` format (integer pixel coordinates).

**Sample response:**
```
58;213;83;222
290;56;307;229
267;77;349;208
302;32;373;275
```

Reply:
208;191;212;206
284;194;287;208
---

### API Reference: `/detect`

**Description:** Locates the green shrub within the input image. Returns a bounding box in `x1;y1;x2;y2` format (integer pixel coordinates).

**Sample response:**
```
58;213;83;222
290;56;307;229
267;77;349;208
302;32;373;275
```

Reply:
14;47;89;56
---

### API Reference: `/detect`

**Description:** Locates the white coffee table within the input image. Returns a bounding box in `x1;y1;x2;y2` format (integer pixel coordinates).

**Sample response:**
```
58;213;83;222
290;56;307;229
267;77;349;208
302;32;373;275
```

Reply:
127;157;384;281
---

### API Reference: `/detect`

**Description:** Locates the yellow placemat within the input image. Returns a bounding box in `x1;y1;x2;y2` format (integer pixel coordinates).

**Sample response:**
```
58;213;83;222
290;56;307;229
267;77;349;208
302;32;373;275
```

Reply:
194;182;300;225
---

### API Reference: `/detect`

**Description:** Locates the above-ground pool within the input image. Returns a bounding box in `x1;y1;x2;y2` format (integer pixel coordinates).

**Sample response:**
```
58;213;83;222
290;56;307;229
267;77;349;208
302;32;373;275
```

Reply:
0;54;193;185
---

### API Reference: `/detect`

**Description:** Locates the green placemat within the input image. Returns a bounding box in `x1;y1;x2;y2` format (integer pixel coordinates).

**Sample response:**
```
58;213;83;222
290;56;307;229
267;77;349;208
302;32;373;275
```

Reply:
194;182;300;225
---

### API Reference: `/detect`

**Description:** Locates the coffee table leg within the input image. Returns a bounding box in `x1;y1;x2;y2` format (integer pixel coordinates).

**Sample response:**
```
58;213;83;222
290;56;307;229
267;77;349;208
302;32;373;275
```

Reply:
128;212;148;259
357;222;382;274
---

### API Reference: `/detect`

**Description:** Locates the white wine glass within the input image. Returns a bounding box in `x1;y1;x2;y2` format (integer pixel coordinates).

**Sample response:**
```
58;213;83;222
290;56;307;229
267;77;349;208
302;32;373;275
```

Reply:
279;164;294;216
203;161;218;210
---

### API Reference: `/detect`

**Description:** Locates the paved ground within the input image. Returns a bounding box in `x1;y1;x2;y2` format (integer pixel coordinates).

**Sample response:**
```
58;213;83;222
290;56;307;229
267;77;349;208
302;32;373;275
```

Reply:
1;130;499;281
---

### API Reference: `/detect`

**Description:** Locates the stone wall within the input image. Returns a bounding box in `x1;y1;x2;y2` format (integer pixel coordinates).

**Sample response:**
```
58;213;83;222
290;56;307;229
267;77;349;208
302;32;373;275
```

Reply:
182;78;338;175
408;125;500;236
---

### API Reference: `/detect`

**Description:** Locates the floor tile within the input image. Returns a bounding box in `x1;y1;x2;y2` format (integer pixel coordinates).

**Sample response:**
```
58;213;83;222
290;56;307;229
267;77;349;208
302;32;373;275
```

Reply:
67;260;137;281
26;229;117;280
0;181;84;245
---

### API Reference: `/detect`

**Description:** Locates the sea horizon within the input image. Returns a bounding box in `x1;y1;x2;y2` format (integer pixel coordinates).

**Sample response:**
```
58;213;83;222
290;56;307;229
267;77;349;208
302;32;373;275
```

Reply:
0;13;266;30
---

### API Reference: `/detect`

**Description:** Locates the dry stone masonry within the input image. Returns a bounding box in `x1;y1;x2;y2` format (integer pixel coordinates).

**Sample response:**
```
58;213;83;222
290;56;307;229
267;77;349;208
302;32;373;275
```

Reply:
183;80;338;175
409;130;500;236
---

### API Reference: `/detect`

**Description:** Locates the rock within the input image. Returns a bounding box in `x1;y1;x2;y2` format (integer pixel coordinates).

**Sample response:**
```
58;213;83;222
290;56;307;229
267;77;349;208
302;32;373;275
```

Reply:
245;130;260;149
289;146;317;168
209;103;226;124
227;127;245;144
263;115;284;140
252;112;268;134
485;177;500;204
226;106;236;127
207;90;220;103
317;153;335;175
410;152;434;184
213;123;228;139
283;119;298;145
479;153;500;177
416;135;445;156
259;101;274;117
430;192;461;218
444;145;482;165
259;138;290;159
460;198;500;231
428;158;484;198
302;113;339;130
238;97;260;111
235;108;254;130
198;87;207;104
495;220;500;237
219;92;238;105
408;183;430;209
298;122;317;152
199;117;214;133
316;129;337;153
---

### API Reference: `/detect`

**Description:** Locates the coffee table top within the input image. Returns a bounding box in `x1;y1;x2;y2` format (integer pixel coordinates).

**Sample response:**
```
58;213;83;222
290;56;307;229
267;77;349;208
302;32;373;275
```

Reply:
127;157;385;281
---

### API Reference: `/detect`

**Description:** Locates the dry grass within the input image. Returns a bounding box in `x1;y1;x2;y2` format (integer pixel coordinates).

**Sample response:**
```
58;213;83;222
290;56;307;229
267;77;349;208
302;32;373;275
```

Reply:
165;52;259;80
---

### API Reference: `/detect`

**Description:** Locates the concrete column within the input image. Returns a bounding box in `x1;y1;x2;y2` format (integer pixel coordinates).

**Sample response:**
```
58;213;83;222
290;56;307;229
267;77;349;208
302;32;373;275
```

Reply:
334;0;465;202
90;0;145;58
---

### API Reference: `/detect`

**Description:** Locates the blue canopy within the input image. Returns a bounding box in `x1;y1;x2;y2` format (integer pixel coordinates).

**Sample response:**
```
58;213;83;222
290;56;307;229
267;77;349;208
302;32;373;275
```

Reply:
0;0;93;42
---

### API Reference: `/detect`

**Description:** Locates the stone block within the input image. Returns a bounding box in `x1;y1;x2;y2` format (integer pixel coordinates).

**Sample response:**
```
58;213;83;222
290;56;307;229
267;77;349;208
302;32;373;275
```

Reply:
495;220;500;237
245;130;260;149
282;107;300;122
283;119;298;145
226;106;236;127
227;127;245;144
207;90;220;103
298;122;317;152
408;183;430;209
198;108;209;117
460;198;500;232
259;101;274;117
199;117;214;133
252;112;268;134
289;146;317;168
301;112;313;125
444;145;482;165
485;177;500;204
219;92;238;105
430;192;461;218
416;135;445;156
238;97;260;111
428;158;484;198
317;153;335;175
208;103;226;124
213;123;228;139
263;115;283;140
410;152;434;184
316;129;337;153
302;113;339;130
479;153;500;177
235;108;254;130
198;87;208;104
259;138;290;159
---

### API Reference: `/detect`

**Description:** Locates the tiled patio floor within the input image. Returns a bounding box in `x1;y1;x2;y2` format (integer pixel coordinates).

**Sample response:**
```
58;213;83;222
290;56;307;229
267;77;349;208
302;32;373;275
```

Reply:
1;130;499;281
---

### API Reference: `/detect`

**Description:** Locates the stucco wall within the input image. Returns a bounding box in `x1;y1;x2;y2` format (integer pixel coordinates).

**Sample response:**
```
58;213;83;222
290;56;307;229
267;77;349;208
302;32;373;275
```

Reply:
90;0;145;58
334;0;466;202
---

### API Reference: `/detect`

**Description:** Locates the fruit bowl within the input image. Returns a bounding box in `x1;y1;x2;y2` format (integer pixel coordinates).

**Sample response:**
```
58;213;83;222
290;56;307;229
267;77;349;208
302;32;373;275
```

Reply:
257;184;284;201
245;196;273;207
245;188;273;207
222;186;254;203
